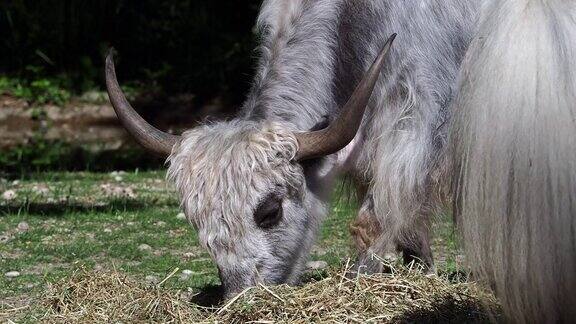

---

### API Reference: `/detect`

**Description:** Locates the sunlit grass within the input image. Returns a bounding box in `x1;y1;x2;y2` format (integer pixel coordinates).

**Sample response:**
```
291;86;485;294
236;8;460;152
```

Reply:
0;171;461;320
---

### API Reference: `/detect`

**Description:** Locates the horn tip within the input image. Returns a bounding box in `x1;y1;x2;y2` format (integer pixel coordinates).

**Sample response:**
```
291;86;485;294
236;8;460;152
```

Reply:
388;33;397;45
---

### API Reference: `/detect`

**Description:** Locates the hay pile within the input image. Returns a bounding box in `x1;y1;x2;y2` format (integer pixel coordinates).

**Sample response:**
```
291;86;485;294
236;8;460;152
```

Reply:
43;268;201;322
42;266;499;323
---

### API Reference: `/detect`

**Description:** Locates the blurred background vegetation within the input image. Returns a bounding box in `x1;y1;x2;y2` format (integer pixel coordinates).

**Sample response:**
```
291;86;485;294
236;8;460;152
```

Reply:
0;0;262;176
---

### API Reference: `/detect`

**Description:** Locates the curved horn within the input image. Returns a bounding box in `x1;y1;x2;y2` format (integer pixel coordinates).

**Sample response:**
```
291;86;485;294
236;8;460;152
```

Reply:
105;50;180;157
295;34;396;161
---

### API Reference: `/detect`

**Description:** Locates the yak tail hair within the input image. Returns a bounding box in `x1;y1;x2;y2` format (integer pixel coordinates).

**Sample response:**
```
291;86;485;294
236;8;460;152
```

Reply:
450;0;576;322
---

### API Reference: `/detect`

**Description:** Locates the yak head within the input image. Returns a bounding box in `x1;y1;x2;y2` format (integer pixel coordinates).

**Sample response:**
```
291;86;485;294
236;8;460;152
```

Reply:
104;35;394;298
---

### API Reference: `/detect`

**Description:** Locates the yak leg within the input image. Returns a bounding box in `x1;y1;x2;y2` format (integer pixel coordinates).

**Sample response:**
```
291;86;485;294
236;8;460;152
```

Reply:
397;214;434;272
349;195;381;255
349;195;434;275
348;195;396;275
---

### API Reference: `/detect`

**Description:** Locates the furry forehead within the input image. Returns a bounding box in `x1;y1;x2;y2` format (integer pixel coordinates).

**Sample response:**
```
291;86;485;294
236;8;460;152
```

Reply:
166;120;303;239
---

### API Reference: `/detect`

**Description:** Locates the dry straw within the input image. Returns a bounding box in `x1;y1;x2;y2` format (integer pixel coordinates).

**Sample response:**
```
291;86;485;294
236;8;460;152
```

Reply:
41;264;499;323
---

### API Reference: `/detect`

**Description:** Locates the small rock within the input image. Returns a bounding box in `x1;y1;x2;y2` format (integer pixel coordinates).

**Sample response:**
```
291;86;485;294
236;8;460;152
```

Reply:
306;260;328;271
103;228;112;233
183;252;197;259
155;221;166;227
2;190;17;201
126;222;136;226
138;244;152;251
11;180;20;186
180;269;194;280
17;221;29;232
110;171;127;182
32;184;50;195
94;264;104;272
145;275;159;284
5;271;20;278
176;212;187;221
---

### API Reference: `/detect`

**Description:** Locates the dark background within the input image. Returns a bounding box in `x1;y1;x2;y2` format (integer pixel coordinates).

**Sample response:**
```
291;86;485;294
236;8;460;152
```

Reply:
0;0;263;175
1;0;261;104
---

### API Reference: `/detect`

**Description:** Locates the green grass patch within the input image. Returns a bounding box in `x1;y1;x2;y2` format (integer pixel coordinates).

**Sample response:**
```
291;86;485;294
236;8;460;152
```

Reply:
0;171;463;321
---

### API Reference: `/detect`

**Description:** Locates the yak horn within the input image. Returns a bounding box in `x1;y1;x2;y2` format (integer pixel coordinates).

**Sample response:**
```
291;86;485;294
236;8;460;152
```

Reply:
295;34;396;161
105;50;180;157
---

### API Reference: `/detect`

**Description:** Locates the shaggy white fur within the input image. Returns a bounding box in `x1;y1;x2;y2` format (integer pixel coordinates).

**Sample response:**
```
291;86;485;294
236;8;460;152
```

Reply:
167;121;328;296
168;121;300;244
451;0;576;321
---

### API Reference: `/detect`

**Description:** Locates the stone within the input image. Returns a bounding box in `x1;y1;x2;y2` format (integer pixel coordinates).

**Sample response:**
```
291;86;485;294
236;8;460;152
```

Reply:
17;221;29;232
138;244;152;251
176;212;187;220
2;190;17;201
306;261;328;271
183;252;197;259
5;271;20;278
32;184;50;195
180;269;194;280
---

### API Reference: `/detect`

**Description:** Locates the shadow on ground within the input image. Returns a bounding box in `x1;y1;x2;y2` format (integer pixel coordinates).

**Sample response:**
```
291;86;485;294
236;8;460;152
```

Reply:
0;199;159;216
394;297;499;323
191;284;225;308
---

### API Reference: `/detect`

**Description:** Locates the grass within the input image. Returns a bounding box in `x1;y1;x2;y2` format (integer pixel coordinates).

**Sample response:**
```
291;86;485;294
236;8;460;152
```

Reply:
0;171;468;322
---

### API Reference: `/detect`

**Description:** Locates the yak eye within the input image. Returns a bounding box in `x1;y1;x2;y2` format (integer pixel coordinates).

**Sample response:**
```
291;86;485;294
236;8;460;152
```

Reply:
254;193;283;229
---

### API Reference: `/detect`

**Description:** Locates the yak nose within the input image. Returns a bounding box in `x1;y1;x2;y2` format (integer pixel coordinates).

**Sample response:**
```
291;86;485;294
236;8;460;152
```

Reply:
219;266;256;300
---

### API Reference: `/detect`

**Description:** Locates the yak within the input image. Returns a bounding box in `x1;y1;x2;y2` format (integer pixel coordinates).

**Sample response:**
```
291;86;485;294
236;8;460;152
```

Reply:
105;0;576;322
